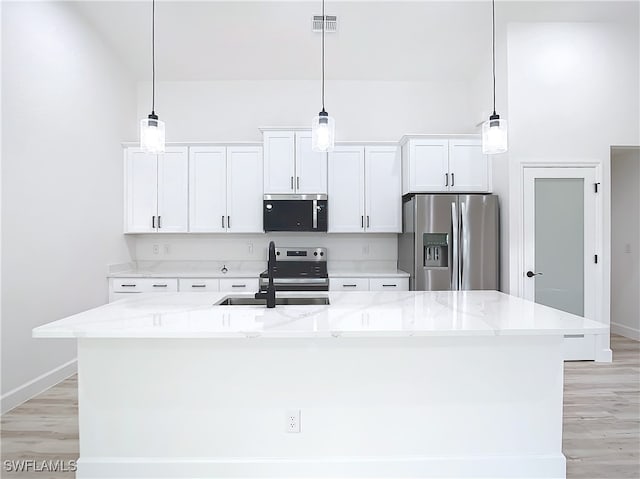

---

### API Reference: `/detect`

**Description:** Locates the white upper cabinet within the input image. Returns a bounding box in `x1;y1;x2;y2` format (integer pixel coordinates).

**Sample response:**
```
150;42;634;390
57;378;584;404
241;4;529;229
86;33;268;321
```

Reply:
189;147;227;233
328;146;365;233
263;130;327;194
328;145;401;233
365;146;402;233
226;147;263;233
448;140;490;192
294;131;328;194
125;147;188;233
263;131;295;194
188;146;263;233
401;137;491;194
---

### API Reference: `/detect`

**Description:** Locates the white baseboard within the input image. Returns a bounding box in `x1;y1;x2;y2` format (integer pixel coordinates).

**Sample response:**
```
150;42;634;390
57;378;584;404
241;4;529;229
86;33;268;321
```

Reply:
1;358;77;414
76;455;566;479
611;322;640;341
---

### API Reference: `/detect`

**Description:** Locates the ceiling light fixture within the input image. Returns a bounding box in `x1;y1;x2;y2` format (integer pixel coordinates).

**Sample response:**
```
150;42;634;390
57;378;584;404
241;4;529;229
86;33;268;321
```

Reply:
140;0;165;154
482;0;508;155
311;0;335;152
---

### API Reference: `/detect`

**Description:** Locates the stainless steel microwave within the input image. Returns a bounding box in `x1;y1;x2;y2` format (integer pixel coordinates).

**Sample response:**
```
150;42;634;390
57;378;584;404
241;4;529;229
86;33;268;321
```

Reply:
263;194;328;232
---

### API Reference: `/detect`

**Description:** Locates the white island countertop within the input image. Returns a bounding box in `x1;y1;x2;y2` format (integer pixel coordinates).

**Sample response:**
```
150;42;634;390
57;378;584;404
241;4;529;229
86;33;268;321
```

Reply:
33;291;607;339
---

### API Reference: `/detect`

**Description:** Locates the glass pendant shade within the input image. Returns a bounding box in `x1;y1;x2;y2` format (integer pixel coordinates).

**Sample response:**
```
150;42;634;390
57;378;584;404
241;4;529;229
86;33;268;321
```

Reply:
140;115;165;154
482;115;508;154
311;112;335;152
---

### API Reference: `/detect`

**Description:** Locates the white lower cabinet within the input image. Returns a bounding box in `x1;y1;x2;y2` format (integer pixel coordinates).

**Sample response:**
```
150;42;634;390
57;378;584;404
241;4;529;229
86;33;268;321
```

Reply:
368;278;410;292
219;278;260;292
178;279;220;292
329;278;370;291
109;278;178;302
329;277;409;292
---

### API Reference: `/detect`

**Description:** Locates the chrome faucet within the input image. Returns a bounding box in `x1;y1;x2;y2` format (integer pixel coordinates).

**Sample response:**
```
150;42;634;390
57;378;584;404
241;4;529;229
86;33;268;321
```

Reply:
255;241;276;308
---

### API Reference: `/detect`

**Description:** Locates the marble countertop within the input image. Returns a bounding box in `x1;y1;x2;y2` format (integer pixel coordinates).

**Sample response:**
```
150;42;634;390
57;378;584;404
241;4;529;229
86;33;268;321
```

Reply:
33;291;607;339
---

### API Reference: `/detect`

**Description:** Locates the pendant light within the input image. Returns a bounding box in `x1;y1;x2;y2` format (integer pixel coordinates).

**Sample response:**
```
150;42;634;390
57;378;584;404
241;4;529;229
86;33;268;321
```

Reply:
482;0;508;154
311;0;335;152
140;0;165;153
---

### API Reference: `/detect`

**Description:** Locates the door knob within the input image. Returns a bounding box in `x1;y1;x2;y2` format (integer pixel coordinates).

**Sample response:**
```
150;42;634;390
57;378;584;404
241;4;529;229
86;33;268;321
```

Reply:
526;271;543;278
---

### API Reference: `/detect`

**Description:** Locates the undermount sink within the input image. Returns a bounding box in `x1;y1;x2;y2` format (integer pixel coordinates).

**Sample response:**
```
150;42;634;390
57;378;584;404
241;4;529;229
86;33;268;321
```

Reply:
216;296;330;306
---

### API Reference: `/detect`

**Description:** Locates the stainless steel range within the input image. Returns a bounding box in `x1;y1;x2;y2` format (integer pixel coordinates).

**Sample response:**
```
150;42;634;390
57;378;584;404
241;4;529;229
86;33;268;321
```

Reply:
259;247;328;292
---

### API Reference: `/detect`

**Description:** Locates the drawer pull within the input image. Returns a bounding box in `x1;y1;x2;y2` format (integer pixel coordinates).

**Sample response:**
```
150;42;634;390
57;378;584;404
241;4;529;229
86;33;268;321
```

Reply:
343;284;357;287
153;284;168;288
231;284;246;288
564;334;585;339
121;284;137;288
382;284;397;287
191;284;206;288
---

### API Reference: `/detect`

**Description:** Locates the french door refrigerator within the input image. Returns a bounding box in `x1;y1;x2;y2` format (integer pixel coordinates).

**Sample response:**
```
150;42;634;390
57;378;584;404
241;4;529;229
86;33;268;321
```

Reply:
398;194;499;291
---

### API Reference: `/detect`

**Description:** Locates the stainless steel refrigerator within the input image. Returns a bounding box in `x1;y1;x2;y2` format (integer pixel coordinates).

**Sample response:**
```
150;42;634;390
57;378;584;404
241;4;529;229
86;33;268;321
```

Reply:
398;194;499;291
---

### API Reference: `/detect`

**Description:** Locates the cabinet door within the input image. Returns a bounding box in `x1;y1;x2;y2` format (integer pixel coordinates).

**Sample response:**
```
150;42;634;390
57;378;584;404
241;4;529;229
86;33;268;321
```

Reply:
157;147;189;232
189;147;227;232
263;131;295;194
408;139;449;193
365;146;401;233
227;147;263;233
125;148;157;233
328;146;365;233
295;131;327;194
448;140;490;192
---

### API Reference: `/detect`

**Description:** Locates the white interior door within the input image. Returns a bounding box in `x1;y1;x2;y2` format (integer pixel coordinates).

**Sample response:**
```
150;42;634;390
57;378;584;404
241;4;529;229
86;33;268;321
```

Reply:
523;167;598;359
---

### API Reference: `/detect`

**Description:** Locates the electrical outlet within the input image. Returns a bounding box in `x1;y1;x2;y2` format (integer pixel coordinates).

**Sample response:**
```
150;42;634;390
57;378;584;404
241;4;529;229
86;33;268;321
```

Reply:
285;409;301;433
152;244;160;255
248;242;253;254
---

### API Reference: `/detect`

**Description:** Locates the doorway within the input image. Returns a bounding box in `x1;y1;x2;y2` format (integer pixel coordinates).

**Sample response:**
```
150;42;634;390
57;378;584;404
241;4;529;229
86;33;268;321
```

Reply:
522;166;600;360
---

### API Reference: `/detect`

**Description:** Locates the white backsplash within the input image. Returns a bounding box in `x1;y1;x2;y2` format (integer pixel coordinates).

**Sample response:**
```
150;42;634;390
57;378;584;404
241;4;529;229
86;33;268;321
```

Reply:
133;233;399;273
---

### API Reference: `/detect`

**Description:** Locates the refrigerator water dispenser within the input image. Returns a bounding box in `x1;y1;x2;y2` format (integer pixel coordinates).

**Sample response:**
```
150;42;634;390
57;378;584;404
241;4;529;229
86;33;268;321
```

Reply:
423;233;448;267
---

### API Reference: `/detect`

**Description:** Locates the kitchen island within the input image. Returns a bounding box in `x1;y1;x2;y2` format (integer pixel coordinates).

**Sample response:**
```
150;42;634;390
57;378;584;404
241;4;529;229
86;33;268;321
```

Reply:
33;291;606;479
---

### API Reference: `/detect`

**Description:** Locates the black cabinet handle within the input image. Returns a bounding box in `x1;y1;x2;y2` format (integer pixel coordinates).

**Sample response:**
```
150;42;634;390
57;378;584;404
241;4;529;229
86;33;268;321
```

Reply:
445;173;449;187
451;173;455;187
231;284;246;288
291;176;294;190
367;216;370;228
121;284;136;288
227;216;230;228
297;176;300;189
343;284;357;287
152;216;156;228
382;284;397;287
361;216;364;228
222;215;225;228
158;216;162;228
152;284;168;288
191;284;206;288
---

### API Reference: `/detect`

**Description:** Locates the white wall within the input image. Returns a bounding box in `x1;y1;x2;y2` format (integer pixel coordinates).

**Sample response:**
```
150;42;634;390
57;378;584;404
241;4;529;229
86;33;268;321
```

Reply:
505;19;640;359
136;79;479;143
1;2;136;412
611;148;640;340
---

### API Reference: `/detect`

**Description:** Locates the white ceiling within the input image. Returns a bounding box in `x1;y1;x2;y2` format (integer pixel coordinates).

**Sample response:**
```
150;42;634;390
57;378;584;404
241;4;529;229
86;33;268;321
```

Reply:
72;1;638;82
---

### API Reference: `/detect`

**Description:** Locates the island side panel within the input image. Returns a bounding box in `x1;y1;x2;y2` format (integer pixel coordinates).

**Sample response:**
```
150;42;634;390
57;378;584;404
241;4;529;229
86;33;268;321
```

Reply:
76;336;565;479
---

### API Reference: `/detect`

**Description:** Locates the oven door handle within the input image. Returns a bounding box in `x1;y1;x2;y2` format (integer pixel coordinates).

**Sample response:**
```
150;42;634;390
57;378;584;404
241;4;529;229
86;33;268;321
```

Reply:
312;199;318;229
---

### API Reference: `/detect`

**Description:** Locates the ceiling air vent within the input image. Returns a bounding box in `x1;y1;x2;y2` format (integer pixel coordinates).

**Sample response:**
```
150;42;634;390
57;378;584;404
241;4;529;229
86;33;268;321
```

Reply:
312;15;338;33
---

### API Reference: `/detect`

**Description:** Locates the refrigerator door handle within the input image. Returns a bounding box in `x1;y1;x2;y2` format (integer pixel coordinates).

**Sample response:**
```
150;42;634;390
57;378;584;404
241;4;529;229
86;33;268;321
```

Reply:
451;202;459;290
459;201;465;290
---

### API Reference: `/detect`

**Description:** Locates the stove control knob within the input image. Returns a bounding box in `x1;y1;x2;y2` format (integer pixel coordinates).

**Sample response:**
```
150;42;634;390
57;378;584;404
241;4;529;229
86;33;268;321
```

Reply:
314;252;318;256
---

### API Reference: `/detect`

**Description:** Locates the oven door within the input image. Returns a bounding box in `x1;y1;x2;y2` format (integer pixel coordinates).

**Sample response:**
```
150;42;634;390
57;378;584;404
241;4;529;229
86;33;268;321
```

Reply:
263;195;327;232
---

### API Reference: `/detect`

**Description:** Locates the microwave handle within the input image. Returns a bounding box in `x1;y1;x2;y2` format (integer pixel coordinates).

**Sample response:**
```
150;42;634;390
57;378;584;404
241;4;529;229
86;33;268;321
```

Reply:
313;199;318;229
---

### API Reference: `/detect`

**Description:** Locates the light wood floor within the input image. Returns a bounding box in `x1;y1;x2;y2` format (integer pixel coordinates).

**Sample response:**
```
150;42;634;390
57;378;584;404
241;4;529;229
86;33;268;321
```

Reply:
1;335;638;478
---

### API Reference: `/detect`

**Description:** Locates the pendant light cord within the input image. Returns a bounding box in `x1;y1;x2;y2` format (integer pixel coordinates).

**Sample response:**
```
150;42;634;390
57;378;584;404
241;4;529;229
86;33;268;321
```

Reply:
492;0;496;115
152;0;156;114
321;0;325;111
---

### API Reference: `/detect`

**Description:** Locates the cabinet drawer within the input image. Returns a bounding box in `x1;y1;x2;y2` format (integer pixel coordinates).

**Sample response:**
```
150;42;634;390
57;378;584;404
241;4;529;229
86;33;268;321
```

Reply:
179;278;220;292
330;278;369;291
368;278;409;291
219;278;259;292
110;278;178;293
